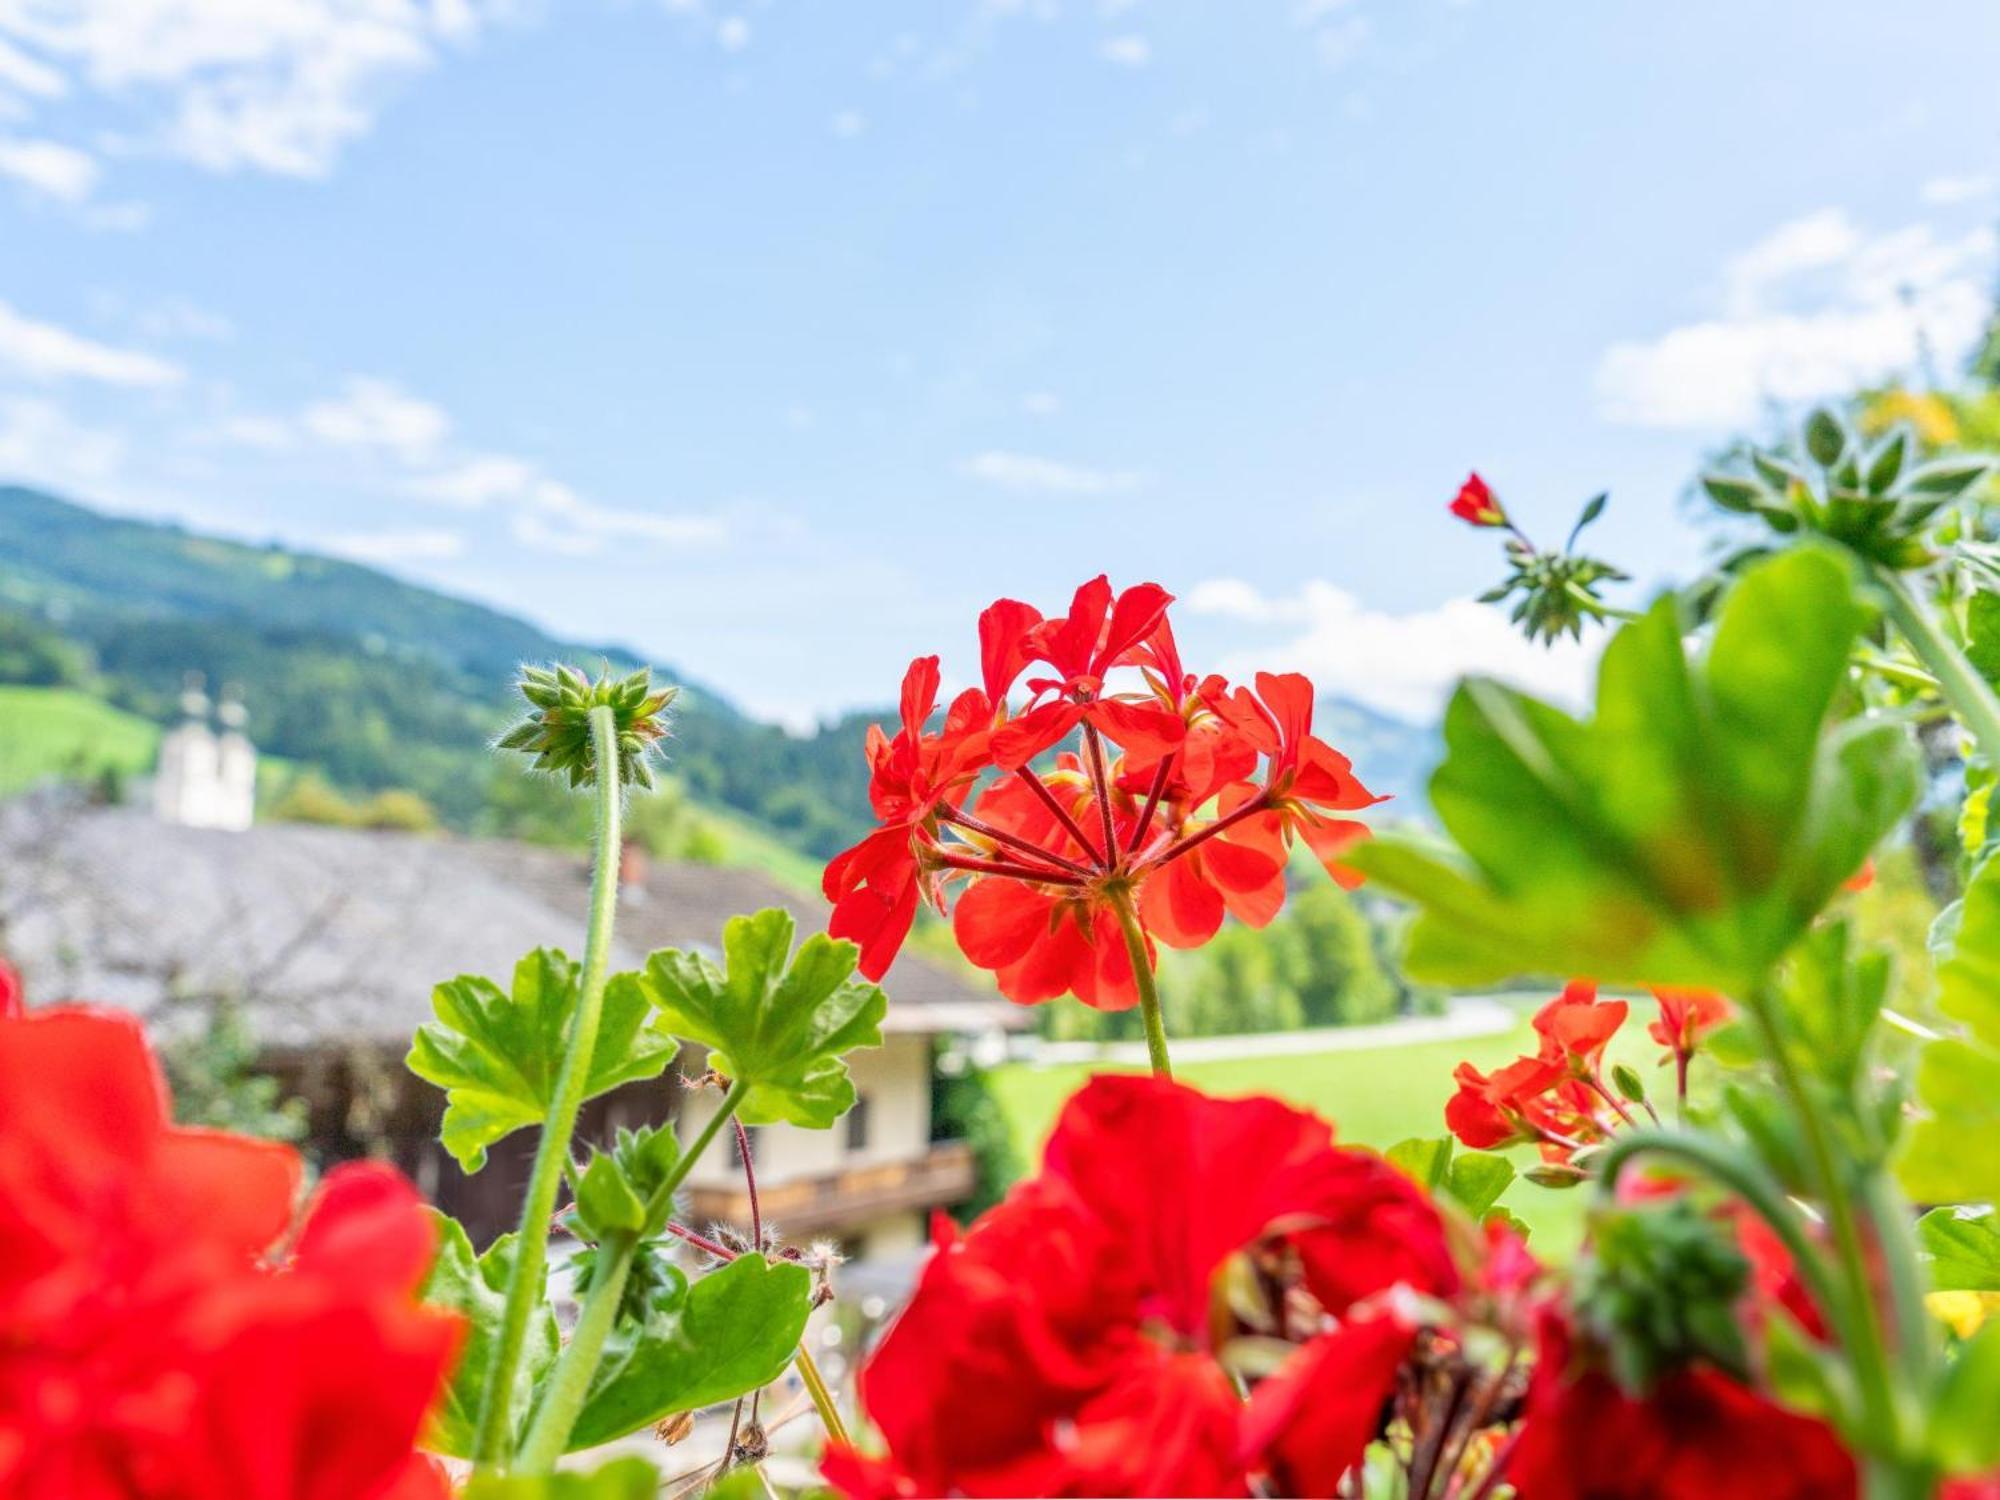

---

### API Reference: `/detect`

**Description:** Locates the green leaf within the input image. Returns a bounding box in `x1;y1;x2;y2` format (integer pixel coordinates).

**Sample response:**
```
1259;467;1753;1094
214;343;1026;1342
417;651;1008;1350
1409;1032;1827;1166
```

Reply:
1805;408;1848;467
1967;592;2000;688
1919;1206;2000;1293
1386;1136;1453;1194
572;1123;682;1242
1702;475;1765;514
418;1213;559;1459
1928;1321;2000;1472
1905;457;1991;497
1350;548;1921;994
1447;1151;1517;1220
1901;852;2000;1201
1864;430;1909;494
463;1456;661;1500
406;951;678;1171
638;908;886;1128
567;1252;813;1450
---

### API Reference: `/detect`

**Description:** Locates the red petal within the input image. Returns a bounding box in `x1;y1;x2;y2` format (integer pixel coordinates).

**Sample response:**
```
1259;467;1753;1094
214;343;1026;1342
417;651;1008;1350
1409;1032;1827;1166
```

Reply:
293;1161;434;1296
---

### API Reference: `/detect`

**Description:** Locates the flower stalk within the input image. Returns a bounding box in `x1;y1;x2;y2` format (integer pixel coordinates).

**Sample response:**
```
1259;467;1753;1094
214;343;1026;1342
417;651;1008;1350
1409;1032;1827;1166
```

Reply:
471;703;625;1470
1107;884;1171;1078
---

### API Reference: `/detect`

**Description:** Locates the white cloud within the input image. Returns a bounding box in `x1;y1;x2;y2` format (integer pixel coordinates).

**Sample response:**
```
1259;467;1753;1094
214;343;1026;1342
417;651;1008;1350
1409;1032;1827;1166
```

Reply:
830;108;865;138
1099;33;1150;66
0;135;96;199
404;442;727;550
1923;174;1995;207
0;0;505;180
407;453;535;507
302;377;449;459
1189;577;1597;721
0;297;182;385
960;449;1140;495
204;412;295;450
322;527;465;565
0;394;125;488
716;15;750;51
1595;209;1997;430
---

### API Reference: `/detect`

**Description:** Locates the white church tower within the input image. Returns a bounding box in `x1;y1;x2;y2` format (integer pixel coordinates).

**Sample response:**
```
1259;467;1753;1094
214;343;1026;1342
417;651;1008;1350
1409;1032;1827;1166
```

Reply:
152;676;257;832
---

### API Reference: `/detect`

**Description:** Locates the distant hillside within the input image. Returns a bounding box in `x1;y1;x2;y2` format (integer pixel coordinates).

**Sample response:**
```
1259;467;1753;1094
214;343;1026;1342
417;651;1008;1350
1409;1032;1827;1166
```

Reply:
0;485;1435;848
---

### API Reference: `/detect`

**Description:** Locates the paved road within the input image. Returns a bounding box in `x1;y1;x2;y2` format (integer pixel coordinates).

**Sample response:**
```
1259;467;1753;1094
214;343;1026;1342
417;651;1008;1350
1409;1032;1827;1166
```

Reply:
1018;992;1531;1068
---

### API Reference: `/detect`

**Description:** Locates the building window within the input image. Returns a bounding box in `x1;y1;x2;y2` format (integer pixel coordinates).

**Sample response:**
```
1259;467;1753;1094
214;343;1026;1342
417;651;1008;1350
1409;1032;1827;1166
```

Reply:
845;1094;871;1154
729;1124;760;1170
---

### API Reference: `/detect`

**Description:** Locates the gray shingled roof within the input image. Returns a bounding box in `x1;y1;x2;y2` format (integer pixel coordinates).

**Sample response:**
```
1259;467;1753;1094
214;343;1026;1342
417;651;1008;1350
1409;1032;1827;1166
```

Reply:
0;801;1024;1049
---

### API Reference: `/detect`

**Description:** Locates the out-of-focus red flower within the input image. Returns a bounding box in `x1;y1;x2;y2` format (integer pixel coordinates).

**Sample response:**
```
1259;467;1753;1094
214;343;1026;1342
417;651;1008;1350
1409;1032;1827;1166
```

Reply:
0;959;19;1018
1445;981;1644;1163
1239;1311;1416;1499
0;1003;458;1500
1446;1055;1567;1150
1649;987;1731;1059
1450;472;1509;527
830;1076;1453;1499
1843;858;1876;893
824;578;1385;1009
1508;1310;1855;1500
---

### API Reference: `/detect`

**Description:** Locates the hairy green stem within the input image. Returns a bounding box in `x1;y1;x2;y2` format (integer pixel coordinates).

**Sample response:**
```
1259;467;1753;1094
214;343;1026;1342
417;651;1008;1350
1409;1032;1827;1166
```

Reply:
1107;886;1171;1077
514;1079;753;1472
795;1342;851;1448
1875;564;2000;763
471;705;625;1470
1741;981;1907;1459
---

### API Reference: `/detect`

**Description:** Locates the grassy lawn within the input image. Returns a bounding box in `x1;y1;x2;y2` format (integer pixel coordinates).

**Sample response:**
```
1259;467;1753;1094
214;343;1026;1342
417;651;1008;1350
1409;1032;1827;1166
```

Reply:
0;685;161;795
991;1012;1608;1256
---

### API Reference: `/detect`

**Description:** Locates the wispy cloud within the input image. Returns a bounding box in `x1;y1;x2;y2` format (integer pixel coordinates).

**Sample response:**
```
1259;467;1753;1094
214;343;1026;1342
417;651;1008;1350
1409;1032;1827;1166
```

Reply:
1923;174;1996;207
0;135;97;201
302;377;450;460
0;298;183;386
1099;33;1151;67
960;449;1140;495
0;394;125;488
1594;209;1996;429
1188;576;1597;721
0;0;508;184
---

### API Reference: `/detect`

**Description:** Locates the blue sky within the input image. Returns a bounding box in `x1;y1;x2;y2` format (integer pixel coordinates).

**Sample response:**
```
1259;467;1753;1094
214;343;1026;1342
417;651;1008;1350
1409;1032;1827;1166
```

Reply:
3;1;1999;728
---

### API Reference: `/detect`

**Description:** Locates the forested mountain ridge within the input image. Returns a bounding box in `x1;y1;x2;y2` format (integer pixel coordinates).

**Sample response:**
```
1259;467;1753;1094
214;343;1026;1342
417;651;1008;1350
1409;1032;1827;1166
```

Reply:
0;485;1434;851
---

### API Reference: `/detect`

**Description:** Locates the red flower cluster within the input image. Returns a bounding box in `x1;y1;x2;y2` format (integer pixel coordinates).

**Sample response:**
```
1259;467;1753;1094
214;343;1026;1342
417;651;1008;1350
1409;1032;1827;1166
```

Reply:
1450;472;1509;528
1508;1309;1856;1500
822;1075;1457;1498
0;971;458;1500
823;577;1383;1008
1446;981;1729;1162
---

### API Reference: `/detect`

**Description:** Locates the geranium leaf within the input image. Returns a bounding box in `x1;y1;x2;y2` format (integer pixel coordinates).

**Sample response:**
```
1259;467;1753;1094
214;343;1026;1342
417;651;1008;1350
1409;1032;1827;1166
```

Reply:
464;1456;661;1499
1350;548;1921;994
1900;852;2000;1202
418;1212;559;1459
1918;1206;2000;1293
638;907;886;1128
406;951;678;1171
564;1252;814;1450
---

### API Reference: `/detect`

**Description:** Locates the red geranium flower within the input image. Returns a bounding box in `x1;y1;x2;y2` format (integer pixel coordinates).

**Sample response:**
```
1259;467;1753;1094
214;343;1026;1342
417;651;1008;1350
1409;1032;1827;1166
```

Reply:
825;1076;1455;1499
0;1000;458;1500
1450;472;1509;527
1508;1309;1855;1500
1649;987;1730;1058
1533;979;1629;1065
824;581;1385;1010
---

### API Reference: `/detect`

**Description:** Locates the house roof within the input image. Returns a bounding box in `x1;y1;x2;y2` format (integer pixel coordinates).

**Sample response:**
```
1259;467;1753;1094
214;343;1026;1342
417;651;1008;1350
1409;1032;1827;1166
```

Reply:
0;800;1026;1050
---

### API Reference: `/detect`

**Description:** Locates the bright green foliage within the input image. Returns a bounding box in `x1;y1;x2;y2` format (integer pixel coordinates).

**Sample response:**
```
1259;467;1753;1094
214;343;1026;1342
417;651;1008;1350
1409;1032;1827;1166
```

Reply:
1917;1206;2000;1293
565;1252;813;1450
418;1214;560;1458
1385;1136;1516;1221
1352;548;1922;994
1900;852;2000;1201
463;1456;661;1499
1701;407;1990;569
497;663;677;790
1478;492;1628;645
571;1124;681;1243
637;908;886;1128
406;951;678;1171
1928;1323;2000;1474
1572;1199;1752;1395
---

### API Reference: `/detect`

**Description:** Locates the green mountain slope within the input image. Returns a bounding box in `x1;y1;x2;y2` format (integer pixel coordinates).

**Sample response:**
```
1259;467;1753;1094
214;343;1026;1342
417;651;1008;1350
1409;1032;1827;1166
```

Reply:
0;485;1436;852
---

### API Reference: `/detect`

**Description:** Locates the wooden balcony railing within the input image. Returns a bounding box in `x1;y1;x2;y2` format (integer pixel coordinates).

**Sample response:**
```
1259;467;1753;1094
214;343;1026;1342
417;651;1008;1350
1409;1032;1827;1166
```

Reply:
686;1140;977;1236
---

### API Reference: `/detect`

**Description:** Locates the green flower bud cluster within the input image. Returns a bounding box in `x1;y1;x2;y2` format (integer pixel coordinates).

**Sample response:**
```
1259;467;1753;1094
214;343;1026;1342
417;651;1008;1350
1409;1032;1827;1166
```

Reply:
499;664;677;789
1571;1198;1752;1396
1702;407;1990;571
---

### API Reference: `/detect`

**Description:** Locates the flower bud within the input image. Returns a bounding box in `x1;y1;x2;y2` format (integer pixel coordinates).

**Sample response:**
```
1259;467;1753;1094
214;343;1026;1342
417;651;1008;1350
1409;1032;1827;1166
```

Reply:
498;663;677;789
1449;472;1509;527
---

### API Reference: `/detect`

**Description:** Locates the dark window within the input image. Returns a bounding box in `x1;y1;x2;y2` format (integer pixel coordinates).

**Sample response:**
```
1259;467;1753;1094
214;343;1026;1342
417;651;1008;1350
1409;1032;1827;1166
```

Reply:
845;1094;872;1154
